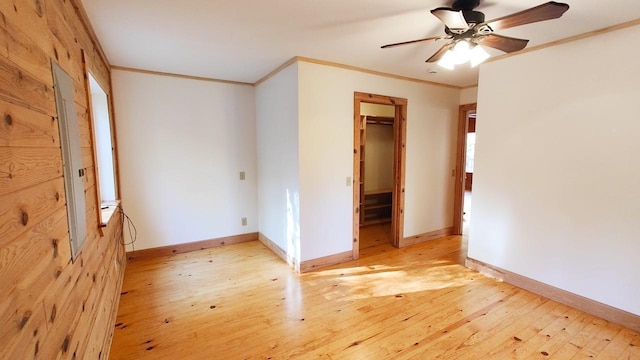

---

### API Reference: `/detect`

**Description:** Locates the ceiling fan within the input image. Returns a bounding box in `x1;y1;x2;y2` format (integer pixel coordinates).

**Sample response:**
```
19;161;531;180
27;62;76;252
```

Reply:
382;1;569;69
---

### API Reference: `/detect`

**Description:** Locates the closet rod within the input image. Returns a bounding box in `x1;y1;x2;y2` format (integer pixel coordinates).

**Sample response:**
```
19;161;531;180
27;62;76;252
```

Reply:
365;115;394;126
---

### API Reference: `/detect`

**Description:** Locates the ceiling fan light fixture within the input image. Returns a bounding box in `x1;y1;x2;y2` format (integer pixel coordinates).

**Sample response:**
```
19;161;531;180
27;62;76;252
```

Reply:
437;49;456;70
438;41;490;70
452;40;471;64
470;44;490;67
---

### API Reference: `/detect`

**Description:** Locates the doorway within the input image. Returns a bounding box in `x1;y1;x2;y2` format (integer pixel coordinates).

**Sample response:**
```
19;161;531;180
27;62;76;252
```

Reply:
353;92;407;260
453;103;477;235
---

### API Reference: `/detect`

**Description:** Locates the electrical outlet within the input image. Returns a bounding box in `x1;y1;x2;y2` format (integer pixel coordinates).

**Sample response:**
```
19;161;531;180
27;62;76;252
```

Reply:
241;217;247;226
240;171;246;180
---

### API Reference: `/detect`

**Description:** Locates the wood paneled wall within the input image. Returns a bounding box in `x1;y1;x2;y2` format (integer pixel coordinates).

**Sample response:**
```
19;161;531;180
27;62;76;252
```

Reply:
0;0;125;359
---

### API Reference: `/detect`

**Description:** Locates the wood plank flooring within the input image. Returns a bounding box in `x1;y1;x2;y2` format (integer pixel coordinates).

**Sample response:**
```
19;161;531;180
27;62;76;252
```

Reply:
109;225;639;359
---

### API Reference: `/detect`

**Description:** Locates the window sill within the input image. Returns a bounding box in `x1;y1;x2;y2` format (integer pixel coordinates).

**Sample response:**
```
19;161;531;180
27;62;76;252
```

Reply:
100;200;120;228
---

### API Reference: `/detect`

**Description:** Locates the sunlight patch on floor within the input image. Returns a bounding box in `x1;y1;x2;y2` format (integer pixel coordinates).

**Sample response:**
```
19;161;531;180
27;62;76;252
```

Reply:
308;264;400;277
320;264;477;300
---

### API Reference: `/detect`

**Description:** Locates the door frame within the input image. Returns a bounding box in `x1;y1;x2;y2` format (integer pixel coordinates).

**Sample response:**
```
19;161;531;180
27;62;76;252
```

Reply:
353;92;407;259
453;103;477;234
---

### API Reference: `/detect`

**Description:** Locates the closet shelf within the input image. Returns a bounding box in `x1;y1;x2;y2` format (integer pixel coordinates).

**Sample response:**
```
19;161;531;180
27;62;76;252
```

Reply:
364;203;392;211
364;188;393;195
361;190;392;226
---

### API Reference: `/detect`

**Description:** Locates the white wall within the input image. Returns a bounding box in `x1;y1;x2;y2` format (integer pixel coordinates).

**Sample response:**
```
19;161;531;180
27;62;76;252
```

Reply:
255;64;301;263
471;25;640;315
298;62;460;261
460;86;478;105
112;70;258;251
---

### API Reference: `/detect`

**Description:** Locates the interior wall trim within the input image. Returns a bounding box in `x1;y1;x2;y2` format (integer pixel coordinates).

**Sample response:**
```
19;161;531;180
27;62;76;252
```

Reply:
299;251;354;273
114;56;462;90
258;232;299;272
399;227;454;248
255;56;462;89
453;103;476;234
488;19;640;64
111;65;254;86
126;232;258;261
295;57;461;89
466;257;640;334
253;57;298;86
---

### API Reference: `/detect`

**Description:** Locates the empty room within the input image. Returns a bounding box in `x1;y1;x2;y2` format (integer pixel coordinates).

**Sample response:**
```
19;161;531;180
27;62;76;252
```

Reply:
1;0;639;359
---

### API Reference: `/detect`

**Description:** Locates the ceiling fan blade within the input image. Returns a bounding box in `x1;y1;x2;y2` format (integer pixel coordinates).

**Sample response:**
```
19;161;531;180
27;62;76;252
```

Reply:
431;8;469;31
480;34;529;53
426;44;451;63
486;1;569;31
381;36;442;49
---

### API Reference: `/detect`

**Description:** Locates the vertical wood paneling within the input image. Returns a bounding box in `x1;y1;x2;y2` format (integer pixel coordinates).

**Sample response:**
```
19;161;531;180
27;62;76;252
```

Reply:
45;0;81;84
0;55;55;115
0;0;124;358
83;165;95;191
81;144;94;168
77;104;91;148
0;0;52;56
0;146;62;196
2;302;48;359
84;184;98;219
0;177;65;248
4;14;53;86
0;12;9;58
0;214;70;359
0;99;59;147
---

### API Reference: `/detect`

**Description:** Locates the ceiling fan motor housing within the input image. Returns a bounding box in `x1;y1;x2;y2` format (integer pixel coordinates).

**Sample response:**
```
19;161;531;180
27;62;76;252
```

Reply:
462;10;485;25
452;0;480;11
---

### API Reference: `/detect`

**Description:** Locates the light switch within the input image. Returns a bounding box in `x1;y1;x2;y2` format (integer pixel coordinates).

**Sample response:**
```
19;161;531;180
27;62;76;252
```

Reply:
240;171;245;180
346;177;352;186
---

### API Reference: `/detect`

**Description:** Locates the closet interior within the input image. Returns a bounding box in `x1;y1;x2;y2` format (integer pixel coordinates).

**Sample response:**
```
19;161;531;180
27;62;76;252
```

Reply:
358;103;395;226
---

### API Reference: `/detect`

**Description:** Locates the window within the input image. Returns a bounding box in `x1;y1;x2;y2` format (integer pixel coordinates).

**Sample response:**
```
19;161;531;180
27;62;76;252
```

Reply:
466;132;476;173
86;72;119;225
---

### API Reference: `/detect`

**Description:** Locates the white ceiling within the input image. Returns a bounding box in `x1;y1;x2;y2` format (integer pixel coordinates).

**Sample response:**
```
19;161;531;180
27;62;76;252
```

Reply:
81;0;640;88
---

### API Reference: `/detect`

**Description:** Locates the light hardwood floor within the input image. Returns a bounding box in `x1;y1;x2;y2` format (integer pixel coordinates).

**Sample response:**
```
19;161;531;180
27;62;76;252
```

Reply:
109;225;639;359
